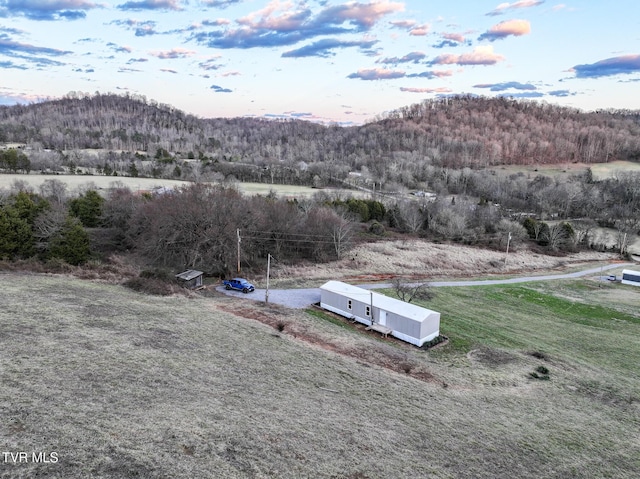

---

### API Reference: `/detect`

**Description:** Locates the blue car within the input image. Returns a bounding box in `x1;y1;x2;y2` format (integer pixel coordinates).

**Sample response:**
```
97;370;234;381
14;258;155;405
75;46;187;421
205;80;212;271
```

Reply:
223;278;255;293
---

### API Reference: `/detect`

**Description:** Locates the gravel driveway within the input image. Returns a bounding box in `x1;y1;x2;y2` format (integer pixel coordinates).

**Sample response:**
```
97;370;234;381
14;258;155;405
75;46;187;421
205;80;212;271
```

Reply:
216;263;634;309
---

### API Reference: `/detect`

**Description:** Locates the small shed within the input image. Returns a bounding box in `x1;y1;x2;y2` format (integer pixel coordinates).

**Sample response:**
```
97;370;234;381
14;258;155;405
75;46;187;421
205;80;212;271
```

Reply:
319;280;440;347
621;269;640;287
175;270;204;289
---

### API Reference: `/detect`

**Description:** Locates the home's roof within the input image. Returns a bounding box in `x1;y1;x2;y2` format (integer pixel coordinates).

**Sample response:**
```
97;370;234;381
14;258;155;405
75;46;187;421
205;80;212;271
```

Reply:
175;270;204;281
320;280;438;322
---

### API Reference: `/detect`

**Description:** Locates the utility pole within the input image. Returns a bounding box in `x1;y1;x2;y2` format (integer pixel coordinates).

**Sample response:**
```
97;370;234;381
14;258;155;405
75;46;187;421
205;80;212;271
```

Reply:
504;231;512;268
265;254;271;304
370;291;374;325
236;229;241;274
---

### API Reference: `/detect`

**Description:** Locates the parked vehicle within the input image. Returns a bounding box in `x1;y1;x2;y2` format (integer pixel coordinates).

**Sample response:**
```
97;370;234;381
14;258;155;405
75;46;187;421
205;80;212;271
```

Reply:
223;278;255;293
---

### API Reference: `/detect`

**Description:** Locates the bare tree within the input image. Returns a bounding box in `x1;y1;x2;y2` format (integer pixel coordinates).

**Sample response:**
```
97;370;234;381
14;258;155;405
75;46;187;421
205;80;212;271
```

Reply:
392;278;435;303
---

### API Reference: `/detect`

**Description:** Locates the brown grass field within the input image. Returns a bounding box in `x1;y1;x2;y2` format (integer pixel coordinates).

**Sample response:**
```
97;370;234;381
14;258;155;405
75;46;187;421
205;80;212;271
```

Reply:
0;174;327;198
488;160;640;181
1;265;639;478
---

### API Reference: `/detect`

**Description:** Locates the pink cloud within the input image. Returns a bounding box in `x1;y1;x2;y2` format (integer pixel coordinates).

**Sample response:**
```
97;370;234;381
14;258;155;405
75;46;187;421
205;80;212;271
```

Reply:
486;0;543;16
317;0;405;29
150;48;196;59
442;32;465;43
432;69;455;77
479;19;531;41
409;23;430;36
390;19;417;29
347;67;405;80
431;46;505;66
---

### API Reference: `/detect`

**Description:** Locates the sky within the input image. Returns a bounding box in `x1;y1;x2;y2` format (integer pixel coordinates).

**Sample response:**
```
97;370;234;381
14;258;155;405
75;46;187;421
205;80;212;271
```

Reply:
1;0;639;125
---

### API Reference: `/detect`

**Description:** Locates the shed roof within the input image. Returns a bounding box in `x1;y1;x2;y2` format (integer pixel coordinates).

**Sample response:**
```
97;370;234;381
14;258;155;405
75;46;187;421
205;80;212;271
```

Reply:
175;269;204;281
320;280;438;322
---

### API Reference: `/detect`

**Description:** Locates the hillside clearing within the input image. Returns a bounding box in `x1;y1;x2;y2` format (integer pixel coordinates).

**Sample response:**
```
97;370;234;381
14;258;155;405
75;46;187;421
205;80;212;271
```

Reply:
0;174;332;198
1;273;638;478
267;239;619;287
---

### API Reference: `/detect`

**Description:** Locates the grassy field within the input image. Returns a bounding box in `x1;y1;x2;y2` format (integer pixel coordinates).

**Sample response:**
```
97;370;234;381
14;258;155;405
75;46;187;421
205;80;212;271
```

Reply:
0;174;329;198
1;273;639;478
489;160;640;181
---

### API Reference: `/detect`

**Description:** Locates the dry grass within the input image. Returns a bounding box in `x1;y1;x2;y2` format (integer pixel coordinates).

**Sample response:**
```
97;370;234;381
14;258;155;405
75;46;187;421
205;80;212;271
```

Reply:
488;160;640;181
1;273;638;478
0;174;332;198
267;239;616;287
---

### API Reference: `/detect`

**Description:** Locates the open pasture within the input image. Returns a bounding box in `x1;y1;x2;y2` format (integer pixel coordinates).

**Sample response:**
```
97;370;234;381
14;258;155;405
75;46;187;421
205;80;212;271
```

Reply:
0;174;338;198
488;160;640;180
1;272;638;478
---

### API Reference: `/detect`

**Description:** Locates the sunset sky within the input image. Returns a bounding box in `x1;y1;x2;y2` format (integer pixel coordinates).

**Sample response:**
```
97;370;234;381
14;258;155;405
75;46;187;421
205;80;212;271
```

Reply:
1;0;639;124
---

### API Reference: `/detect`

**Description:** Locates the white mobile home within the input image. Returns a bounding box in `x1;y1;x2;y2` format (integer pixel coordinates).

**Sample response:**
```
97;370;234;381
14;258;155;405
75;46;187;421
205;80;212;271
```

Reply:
319;280;440;347
621;269;640;287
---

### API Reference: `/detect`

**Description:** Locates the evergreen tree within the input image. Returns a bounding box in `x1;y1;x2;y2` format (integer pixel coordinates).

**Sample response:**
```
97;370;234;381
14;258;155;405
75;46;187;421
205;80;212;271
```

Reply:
48;217;91;265
69;190;104;227
0;206;34;259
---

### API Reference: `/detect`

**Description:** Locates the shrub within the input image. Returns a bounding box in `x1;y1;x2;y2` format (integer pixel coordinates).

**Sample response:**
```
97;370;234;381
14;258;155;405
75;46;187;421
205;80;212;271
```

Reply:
368;220;385;236
529;365;550;380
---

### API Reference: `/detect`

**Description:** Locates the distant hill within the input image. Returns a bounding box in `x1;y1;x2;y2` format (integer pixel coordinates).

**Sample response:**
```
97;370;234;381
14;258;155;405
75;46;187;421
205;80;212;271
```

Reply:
1;92;639;169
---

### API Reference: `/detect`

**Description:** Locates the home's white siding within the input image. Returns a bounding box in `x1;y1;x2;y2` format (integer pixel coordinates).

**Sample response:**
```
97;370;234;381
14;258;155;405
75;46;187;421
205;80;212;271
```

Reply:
319;281;440;347
621;269;640;287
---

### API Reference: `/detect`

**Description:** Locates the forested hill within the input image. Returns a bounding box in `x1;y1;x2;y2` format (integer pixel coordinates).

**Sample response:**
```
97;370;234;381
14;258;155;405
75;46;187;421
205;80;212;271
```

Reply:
1;92;639;168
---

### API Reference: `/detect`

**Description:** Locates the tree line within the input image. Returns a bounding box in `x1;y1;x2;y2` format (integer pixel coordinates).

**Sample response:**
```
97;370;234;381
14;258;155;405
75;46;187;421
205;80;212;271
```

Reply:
1;93;639;191
1;168;638;278
0;181;356;275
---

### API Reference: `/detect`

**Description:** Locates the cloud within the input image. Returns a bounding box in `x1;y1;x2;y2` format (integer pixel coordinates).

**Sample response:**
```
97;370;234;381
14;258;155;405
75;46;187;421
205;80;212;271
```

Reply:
0;36;72;64
220;70;240;76
570;54;640;78
0;0;103;21
191;0;403;49
473;81;536;91
210;84;232;92
117;0;182;11
0;60;28;69
201;0;240;7
478;19;531;41
548;89;575;97
107;42;133;53
127;57;148;63
430;46;505;66
400;87;452;93
408;24;429;36
202;18;231;26
110;19;158;36
486;0;544;16
149;47;196;59
199;58;223;70
440;32;465;43
0;26;25;35
314;0;405;29
498;91;544;98
375;51;426;65
160;68;178;73
389;19;416;29
347;67;405;80
433;40;461;49
282;38;377;58
406;69;454;79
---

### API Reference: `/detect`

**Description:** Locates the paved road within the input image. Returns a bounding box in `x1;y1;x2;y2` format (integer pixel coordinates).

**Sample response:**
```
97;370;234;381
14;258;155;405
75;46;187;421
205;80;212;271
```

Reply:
216;262;635;309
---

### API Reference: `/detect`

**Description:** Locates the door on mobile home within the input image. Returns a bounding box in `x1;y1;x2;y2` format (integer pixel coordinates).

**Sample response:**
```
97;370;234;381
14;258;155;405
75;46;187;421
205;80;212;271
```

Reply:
379;310;387;326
